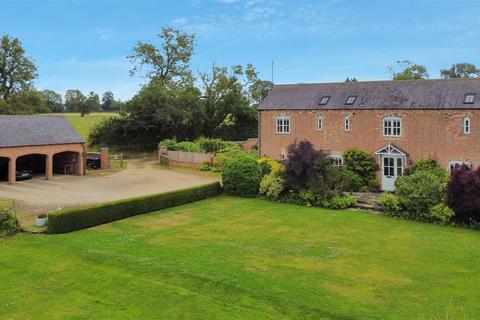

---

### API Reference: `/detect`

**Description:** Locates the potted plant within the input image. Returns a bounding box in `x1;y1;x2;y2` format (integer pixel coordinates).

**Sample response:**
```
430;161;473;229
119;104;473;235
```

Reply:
35;211;48;227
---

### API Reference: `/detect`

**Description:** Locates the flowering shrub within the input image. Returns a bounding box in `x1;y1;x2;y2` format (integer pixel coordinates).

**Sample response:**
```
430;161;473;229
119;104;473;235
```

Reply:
259;171;285;200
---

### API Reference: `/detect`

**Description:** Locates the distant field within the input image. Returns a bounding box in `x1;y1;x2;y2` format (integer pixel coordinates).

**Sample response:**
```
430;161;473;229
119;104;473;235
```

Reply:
47;112;118;140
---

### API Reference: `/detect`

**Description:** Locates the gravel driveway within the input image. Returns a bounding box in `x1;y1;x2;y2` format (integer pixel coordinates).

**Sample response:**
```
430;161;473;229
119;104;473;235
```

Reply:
0;160;219;213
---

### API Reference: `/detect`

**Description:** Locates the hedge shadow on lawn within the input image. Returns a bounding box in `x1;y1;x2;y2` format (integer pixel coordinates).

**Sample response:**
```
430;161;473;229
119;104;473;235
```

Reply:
47;182;222;234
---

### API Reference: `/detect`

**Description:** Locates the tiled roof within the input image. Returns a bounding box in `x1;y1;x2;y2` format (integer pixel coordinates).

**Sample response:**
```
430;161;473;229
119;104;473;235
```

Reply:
258;79;480;110
0;115;85;148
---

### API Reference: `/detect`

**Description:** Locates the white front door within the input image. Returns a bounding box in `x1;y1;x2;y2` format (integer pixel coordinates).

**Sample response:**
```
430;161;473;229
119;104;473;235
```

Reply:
381;156;403;191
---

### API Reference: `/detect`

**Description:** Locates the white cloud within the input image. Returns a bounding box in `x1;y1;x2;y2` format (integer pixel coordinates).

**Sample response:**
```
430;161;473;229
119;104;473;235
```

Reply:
90;28;113;41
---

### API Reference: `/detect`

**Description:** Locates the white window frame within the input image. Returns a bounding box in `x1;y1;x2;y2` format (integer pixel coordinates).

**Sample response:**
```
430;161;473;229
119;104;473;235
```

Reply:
317;115;323;131
448;160;471;173
383;116;402;137
344;116;350;131
463;117;471;134
276;116;290;134
330;155;343;168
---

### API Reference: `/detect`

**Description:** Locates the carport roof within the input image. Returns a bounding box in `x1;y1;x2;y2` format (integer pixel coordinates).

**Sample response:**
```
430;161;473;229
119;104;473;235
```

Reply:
0;115;85;148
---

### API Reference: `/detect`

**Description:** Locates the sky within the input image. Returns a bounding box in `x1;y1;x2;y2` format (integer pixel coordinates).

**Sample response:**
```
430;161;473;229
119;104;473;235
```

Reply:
2;0;480;101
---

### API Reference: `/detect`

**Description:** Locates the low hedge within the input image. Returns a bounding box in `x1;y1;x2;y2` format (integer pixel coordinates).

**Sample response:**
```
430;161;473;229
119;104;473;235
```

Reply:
47;182;222;234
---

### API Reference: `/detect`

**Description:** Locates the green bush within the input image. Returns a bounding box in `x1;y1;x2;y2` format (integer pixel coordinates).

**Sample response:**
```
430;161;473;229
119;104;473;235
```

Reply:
222;156;261;197
406;158;448;183
395;170;446;222
213;145;255;169
343;148;379;185
259;171;285;200
174;141;203;153
367;179;381;192
196;137;238;153
341;169;364;192
48;182;222;234
0;206;20;236
429;203;455;225
158;138;178;150
322;194;357;210
379;193;401;216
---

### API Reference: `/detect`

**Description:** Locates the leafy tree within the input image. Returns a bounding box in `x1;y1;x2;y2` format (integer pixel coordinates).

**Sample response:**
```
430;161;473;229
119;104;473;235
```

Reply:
65;89;86;112
440;63;480;79
0;89;49;114
446;165;480;225
128;27;195;84
101;91;115;111
390;60;429;80
345;77;358;82
0;35;37;100
81;91;100;117
42;90;63;112
199;63;264;139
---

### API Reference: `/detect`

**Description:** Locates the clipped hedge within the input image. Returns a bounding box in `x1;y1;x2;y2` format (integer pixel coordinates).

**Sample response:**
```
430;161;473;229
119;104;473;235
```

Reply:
48;182;222;234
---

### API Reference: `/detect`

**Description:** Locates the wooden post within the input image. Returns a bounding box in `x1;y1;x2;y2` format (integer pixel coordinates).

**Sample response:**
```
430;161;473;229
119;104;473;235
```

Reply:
8;157;16;185
45;154;53;180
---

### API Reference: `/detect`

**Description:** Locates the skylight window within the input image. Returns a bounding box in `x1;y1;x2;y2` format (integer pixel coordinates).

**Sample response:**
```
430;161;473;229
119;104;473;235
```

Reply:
464;94;476;104
345;96;356;105
319;96;330;105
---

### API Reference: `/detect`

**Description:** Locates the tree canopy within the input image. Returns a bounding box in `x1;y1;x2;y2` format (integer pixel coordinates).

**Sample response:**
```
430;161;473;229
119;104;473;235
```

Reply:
128;27;195;84
440;63;480;79
390;60;429;80
0;35;37;100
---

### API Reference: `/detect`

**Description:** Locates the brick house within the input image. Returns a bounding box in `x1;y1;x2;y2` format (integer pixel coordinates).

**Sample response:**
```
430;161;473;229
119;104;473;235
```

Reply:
258;79;480;191
0;116;86;184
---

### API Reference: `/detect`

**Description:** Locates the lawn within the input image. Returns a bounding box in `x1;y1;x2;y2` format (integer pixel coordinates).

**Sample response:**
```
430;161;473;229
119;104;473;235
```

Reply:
49;112;118;140
1;196;479;319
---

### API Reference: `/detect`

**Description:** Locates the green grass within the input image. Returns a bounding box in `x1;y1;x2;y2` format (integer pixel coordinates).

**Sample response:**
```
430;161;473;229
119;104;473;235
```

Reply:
49;112;118;140
1;196;479;319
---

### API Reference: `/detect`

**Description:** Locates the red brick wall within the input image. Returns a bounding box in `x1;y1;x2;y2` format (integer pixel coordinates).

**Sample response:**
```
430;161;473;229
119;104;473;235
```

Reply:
259;109;480;168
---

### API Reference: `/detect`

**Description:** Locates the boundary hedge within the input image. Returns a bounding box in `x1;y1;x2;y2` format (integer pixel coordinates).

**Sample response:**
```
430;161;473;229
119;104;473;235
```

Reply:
47;182;222;234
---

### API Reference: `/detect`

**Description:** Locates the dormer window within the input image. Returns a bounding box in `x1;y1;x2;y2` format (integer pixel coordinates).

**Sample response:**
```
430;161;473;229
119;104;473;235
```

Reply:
319;96;330;105
464;94;475;104
345;96;356;105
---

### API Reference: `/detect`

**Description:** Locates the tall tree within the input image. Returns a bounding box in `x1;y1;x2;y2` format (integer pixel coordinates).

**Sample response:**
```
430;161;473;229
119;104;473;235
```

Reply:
440;63;480;79
0;35;37;100
199;63;264;139
81;91;100;117
101;91;115;111
42;90;63;112
128;27;195;84
65;89;86;113
390;60;429;80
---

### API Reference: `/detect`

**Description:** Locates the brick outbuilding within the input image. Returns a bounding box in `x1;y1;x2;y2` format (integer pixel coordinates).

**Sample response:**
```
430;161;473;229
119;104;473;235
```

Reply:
258;79;480;191
0;116;86;184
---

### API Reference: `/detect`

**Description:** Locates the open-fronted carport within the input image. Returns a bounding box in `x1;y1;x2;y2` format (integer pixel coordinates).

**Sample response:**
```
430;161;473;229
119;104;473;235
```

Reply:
0;116;85;184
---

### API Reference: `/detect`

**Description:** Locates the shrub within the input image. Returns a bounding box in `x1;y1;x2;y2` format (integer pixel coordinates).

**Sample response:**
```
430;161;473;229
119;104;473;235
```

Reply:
379;193;401;216
429;203;455;225
343;148;379;184
367;179;381;192
158;138;178;150
446;165;480;225
0;206;20;236
174;141;203;153
259;171;285;200
284;140;341;194
257;157;284;178
213;145;251;169
48;182;222;233
196;137;238;153
340;169;364;192
406;158;448;183
322;194;357;210
395;170;446;222
222;156;261;197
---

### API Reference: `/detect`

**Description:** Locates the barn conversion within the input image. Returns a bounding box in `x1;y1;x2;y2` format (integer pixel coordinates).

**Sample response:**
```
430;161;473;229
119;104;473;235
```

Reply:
0;116;85;184
258;78;480;191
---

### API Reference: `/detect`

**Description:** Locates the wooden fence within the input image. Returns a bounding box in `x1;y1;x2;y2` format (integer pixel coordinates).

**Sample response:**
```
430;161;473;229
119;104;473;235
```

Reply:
158;148;213;168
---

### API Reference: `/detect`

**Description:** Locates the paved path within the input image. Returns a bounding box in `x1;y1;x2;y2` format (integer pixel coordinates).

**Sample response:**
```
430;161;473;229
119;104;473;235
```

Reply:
0;160;218;213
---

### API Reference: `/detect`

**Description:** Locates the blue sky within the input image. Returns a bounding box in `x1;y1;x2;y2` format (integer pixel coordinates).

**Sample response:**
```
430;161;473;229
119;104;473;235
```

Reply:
2;0;480;100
